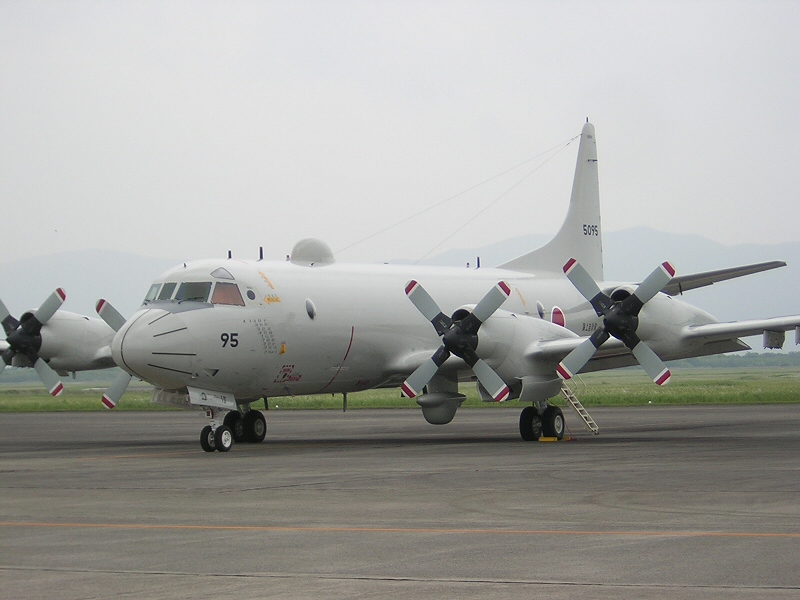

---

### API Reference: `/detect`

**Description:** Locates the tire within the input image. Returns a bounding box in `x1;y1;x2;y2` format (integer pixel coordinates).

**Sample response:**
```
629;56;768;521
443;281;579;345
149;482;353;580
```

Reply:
200;425;216;452
243;411;267;443
214;425;233;452
223;411;246;443
519;406;541;441
542;405;565;440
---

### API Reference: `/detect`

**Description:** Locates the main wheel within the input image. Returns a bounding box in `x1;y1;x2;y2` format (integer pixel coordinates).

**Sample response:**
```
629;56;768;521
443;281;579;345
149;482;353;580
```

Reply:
223;410;246;443
243;410;267;443
519;406;542;441
542;405;565;440
200;425;216;452
214;425;233;452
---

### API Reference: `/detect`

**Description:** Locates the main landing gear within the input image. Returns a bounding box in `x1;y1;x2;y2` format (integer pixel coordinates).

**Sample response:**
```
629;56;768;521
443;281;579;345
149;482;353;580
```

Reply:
519;404;565;441
200;407;267;452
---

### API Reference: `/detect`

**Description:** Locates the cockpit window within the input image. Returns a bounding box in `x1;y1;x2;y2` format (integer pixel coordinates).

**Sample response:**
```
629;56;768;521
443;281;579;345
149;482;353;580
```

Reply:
158;282;177;301
210;267;235;280
212;282;245;306
175;282;212;303
143;284;160;304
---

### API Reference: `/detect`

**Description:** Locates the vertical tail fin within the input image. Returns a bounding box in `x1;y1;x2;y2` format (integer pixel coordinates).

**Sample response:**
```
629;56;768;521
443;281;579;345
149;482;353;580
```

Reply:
499;121;603;281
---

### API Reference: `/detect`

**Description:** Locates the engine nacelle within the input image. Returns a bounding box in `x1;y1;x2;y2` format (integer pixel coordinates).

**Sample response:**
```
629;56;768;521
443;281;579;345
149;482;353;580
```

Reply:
416;392;466;425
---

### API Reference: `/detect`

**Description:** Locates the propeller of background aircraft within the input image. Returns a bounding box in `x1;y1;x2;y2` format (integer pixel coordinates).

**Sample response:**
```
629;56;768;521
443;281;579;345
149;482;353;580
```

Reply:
402;280;512;401
557;258;675;385
95;299;132;408
0;289;67;396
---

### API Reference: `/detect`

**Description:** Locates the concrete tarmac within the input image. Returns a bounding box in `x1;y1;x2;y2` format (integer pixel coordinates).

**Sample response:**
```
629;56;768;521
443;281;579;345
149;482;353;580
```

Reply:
1;404;799;599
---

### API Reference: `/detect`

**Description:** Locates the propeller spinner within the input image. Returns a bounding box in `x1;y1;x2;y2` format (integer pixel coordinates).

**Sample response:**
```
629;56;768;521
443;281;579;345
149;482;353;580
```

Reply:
557;258;675;385
402;280;512;402
0;289;67;396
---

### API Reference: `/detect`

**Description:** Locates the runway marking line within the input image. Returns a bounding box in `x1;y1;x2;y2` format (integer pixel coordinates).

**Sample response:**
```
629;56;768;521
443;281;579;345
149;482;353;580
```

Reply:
79;452;197;460
1;521;798;538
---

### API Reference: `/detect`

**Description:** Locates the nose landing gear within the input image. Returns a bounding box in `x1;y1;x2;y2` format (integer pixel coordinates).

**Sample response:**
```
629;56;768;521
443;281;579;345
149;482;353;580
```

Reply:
200;407;267;452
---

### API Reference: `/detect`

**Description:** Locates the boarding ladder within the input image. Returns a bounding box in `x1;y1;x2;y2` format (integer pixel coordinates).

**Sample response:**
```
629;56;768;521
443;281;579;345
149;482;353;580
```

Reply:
560;382;599;435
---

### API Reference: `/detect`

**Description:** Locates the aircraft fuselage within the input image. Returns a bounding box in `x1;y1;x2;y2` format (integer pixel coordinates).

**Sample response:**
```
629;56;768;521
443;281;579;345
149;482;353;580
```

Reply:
112;258;719;402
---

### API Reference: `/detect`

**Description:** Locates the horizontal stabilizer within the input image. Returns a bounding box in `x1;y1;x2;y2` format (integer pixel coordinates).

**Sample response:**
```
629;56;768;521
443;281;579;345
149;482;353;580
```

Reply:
661;261;785;296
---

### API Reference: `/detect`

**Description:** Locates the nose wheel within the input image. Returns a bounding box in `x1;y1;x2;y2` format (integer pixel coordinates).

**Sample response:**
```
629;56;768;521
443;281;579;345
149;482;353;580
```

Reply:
200;408;267;452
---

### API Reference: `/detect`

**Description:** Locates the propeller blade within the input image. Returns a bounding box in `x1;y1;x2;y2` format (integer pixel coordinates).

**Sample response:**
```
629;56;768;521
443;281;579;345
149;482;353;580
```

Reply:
0;297;20;336
470;358;511;402
459;281;511;334
96;299;127;332
630;341;671;385
556;328;609;380
401;346;450;398
102;371;133;409
33;357;64;396
405;280;452;335
623;262;676;315
563;259;612;316
34;288;66;327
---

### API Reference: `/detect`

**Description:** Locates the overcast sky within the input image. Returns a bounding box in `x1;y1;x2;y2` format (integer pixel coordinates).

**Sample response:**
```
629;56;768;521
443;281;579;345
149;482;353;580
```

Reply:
2;0;798;266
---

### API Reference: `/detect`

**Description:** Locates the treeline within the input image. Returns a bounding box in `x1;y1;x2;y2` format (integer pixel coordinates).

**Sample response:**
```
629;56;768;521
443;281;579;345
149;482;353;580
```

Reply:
669;351;800;368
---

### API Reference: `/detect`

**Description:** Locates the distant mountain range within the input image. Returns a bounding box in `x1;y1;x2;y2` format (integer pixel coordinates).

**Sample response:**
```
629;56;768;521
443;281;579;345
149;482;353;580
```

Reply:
2;228;799;349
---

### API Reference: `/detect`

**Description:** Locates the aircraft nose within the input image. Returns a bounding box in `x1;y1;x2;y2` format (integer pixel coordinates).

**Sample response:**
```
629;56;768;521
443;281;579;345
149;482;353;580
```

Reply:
112;308;197;389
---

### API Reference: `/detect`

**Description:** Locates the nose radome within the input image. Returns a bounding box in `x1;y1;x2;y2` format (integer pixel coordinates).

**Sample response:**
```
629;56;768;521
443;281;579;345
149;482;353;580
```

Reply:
112;309;197;390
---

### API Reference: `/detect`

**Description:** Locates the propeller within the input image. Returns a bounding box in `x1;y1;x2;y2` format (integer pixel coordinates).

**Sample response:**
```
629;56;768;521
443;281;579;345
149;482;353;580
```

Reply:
557;258;675;385
402;280;512;402
0;289;67;396
95;299;131;409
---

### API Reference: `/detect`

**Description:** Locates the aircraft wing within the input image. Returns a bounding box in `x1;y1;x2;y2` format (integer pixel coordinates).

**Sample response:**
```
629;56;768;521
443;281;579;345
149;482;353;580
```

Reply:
525;314;800;377
661;261;786;296
682;316;800;344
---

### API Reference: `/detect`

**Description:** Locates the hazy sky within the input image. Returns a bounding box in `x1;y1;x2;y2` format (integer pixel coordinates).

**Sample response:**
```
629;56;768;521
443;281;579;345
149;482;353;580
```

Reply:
2;0;798;266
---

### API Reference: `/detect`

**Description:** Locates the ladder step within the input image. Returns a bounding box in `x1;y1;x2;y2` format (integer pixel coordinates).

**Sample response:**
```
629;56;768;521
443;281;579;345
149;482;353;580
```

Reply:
560;383;599;435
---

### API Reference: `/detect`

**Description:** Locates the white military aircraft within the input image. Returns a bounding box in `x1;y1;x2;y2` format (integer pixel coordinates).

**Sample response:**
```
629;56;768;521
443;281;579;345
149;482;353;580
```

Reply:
1;291;116;395
96;121;800;452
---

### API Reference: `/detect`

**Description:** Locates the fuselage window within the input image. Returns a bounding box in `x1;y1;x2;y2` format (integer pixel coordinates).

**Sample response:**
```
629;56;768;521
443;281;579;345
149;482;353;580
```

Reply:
211;282;245;306
143;283;161;304
158;282;177;301
175;281;212;303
